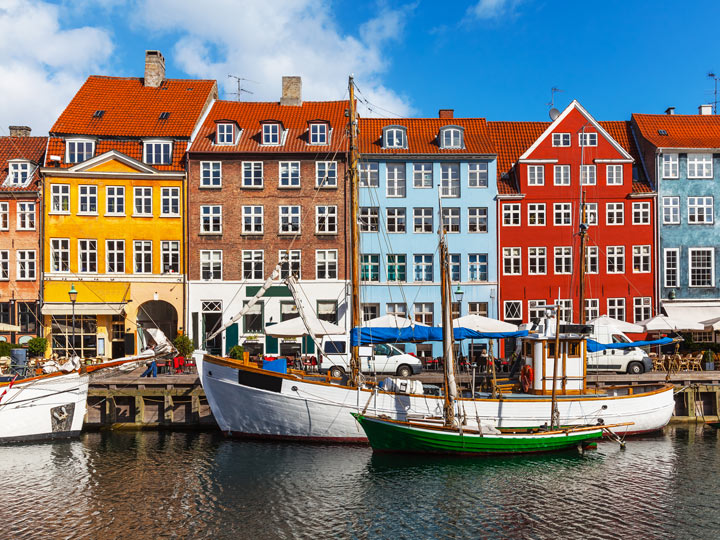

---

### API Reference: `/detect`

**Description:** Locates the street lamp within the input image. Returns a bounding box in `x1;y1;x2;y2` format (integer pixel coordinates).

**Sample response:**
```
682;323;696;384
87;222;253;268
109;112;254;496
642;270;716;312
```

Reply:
68;284;78;358
453;285;464;316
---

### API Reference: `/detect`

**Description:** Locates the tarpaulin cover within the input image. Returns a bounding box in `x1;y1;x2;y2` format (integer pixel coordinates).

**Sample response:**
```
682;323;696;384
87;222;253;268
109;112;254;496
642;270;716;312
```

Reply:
262;357;288;374
350;327;529;346
586;337;673;353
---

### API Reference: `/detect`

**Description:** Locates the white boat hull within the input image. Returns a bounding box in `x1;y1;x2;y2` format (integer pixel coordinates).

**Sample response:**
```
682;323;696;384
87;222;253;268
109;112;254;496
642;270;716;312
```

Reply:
199;356;675;442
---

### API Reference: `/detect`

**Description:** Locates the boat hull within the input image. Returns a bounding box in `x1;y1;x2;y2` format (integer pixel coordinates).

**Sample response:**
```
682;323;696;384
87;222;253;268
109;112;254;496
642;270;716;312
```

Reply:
199;355;675;443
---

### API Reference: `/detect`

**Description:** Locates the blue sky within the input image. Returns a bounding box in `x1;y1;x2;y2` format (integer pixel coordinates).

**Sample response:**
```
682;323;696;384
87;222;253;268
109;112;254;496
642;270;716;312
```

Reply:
1;0;719;134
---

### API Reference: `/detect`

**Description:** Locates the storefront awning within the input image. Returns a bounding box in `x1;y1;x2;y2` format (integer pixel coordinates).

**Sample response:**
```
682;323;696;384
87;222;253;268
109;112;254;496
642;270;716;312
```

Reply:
0;323;22;332
661;302;720;331
41;302;127;316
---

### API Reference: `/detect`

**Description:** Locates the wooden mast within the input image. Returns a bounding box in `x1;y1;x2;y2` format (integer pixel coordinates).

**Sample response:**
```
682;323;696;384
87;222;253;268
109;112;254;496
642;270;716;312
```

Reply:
550;302;561;429
578;190;588;324
348;77;361;388
440;229;458;427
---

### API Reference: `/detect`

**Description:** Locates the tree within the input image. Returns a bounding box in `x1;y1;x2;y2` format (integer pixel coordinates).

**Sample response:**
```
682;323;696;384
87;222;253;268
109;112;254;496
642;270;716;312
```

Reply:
173;334;194;358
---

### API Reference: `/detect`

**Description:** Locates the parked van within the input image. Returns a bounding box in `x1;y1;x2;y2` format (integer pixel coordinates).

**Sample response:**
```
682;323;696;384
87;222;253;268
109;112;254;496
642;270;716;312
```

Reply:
586;322;652;374
319;337;423;378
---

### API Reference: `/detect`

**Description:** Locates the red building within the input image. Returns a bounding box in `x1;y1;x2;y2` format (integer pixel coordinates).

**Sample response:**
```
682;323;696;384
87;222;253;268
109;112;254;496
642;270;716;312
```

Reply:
490;101;655;327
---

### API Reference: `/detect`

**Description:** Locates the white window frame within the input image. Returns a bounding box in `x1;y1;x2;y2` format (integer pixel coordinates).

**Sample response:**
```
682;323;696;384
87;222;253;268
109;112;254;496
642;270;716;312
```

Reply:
528;247;547;275
413;254;434;283
606;164;623;185
16;202;35;231
440;163;460;197
468;163;488;188
360;254;380;282
78;185;98;215
607;246;625;274
687;153;713;179
200;205;222;234
553;203;572;226
528;203;545;226
528;165;545;186
384;127;406;149
316;161;337;188
606;202;624;225
440;127;463;149
632;202;651;225
105;186;125;216
279;205;301;234
468;253;488;282
200;250;223;281
143;140;172;165
632;245;651;273
504;301;522;321
50;184;70;214
688;196;714;224
414;302;434;326
316;205;338;234
528;300;546;321
552;133;571;147
607;298;626;321
0;202;7;230
413;163;433;188
386;207;406;234
16;250;36;280
78;239;98;273
65;139;94;163
386;163;406;197
585;299;600;322
554;246;572;275
279;161;300;188
242;250;264;280
216;123;235;145
468;207;488;233
359;162;379;187
200;161;222;188
689;247;714;288
580;164;596;185
133;187;153;217
585;246;599;274
106;239;125;274
7;161;31;186
413;207;432;233
663;196;680;224
579;132;598;147
664;248;679;288
634;297;652;323
316;249;338;279
242;206;263;234
554;165;570;186
503;247;521;275
50;238;70;273
161;187;180;217
161;241;180;274
309;123;328;145
0;250;8;280
242;162;263;188
262;123;281;145
585;203;598;226
441;207;460;233
662;153;679;179
134;241;153;274
503;203;521;226
386;254;407;283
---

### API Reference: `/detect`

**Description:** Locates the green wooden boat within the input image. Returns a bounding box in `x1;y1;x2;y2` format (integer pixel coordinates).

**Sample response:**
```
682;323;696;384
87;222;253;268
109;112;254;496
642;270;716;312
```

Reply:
706;421;720;429
352;413;628;456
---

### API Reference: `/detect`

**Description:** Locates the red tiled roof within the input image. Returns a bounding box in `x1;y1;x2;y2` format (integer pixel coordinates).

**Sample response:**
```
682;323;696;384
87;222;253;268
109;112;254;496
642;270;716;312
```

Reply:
600;121;652;194
190;100;349;154
632;113;720;149
358;118;494;155
45;138;185;172
0;136;47;192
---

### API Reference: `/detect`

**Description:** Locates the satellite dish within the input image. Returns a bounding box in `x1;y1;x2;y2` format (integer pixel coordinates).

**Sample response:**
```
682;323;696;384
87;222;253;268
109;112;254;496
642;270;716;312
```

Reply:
549;108;560;121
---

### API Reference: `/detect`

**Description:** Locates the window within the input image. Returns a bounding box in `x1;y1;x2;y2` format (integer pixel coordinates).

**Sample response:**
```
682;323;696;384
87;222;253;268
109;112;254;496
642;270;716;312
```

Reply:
386;303;407;318
413;207;433;233
279;250;301;279
585;203;598;226
161;187;180;216
262;123;280;145
504;301;522;321
440;127;463;148
606;165;623;185
440;163;460;197
449;253;460;281
0;202;7;229
606;202;624;225
144;141;172;165
634;297;651;323
585;246;598;274
78;185;97;214
280;302;299;322
78;239;97;273
134;241;153;273
200;205;222;234
687;153;713;179
554;165;570;186
468;254;488;282
316;206;337;234
468;207;488;233
200;250;222;280
468;163;488;187
386;163;406;197
243;162;263;187
200;162;222;187
106;186;125;215
607;298;626;321
384;127;406;148
106;240;125;273
50;239;70;273
579;132;598;146
316;161;337;187
664;248;679;288
663;197;680;224
468;302;489;317
387;254;407;282
503;204;521;226
580;165;596;185
528;165;544;186
66;140;94;163
361;254;380;282
414;303;434;325
528;203;545;226
528;247;546;275
585;299;599;322
316;250;337;279
633;245;651;273
558;299;573;322
503;247;521;275
554;246;572;274
607;246;625;273
631;202;650;225
317;300;337;324
161;241;179;273
359;207;379;232
688;196;713;224
18;302;36;334
279;161;300;187
134;187;152;216
386;207;406;233
359;162;379;187
528;300;546;321
554;203;572;226
17;202;35;230
242;250;264;279
8;161;31;186
216;123;235;145
414;254;433;282
662;153;678;179
243;301;264;333
691;331;715;343
242;206;263;234
552;133;571;147
310;123;327;145
279;206;301;234
51;184;70;213
362;304;380;322
51;315;97;358
0;251;7;280
442;207;460;233
689;248;714;287
413;163;433;188
17;250;35;280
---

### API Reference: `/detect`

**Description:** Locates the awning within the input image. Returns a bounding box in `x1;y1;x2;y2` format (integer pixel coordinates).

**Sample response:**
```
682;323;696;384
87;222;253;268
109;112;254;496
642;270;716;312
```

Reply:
41;302;126;316
0;323;22;332
661;302;720;331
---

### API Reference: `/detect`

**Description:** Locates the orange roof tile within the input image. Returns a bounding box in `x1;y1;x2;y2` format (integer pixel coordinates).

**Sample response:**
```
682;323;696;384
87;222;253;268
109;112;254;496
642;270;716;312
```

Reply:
190;100;349;154
632;113;720;149
600;120;652;194
0;136;47;192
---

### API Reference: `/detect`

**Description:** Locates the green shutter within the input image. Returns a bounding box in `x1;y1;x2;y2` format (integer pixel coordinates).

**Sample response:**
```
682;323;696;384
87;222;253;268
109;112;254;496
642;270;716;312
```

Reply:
226;323;239;354
302;336;315;354
191;312;199;349
265;335;278;355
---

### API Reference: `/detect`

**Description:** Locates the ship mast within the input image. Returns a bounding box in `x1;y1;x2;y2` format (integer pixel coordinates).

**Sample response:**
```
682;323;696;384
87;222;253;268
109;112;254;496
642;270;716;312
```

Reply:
348;77;361;388
438;196;458;427
579;190;588;324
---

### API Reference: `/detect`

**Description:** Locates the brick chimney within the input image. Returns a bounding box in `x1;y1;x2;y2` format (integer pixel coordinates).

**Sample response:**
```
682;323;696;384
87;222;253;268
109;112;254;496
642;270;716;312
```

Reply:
664;107;675;115
9;126;31;137
439;109;454;119
280;76;302;106
699;104;713;115
144;50;165;88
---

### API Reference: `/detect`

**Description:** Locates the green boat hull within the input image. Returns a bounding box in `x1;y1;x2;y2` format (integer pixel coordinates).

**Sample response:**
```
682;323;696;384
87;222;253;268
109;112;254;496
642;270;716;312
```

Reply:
352;414;604;456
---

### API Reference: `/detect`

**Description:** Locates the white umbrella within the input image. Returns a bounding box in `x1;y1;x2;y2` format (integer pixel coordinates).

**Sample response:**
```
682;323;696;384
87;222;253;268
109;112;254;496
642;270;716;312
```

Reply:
264;316;345;338
639;314;704;331
453;314;518;332
700;316;720;331
363;314;428;328
589;315;644;334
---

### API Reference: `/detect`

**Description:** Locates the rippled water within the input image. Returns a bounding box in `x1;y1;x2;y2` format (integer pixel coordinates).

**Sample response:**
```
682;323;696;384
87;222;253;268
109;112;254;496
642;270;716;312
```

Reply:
1;427;719;539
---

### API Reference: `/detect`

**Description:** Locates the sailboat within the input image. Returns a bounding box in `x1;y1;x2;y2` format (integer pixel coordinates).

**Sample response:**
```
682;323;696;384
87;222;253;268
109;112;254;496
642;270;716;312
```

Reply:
197;77;676;443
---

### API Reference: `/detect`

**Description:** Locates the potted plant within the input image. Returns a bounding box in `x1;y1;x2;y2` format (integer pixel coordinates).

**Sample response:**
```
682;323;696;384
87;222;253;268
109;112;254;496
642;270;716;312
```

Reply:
228;345;245;360
27;337;48;359
173;334;194;360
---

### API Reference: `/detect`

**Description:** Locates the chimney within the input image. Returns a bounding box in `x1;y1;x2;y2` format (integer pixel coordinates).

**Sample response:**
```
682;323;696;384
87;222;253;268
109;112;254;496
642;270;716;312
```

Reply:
9;126;31;137
280;76;302;106
699;104;713;115
664;107;675;115
439;109;454;119
144;50;165;88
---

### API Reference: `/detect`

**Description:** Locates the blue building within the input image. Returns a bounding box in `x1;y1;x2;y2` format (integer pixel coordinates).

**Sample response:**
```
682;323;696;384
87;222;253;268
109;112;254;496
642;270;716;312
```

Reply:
357;112;498;361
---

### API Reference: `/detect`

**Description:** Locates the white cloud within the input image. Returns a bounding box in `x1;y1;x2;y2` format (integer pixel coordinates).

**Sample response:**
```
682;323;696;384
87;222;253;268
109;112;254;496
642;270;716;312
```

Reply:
468;0;523;20
0;0;114;135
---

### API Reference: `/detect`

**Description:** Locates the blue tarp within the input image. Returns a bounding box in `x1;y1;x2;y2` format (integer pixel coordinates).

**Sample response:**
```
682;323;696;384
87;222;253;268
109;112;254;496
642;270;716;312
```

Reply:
350;326;529;346
262;357;288;374
586;337;673;353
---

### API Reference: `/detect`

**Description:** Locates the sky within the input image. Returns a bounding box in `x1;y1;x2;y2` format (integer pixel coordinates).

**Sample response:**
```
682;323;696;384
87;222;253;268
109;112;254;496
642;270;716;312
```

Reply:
1;0;720;135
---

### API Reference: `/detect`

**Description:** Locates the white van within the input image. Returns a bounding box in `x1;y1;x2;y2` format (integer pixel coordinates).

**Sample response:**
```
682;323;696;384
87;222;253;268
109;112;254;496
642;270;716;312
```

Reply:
586;322;652;374
319;337;423;378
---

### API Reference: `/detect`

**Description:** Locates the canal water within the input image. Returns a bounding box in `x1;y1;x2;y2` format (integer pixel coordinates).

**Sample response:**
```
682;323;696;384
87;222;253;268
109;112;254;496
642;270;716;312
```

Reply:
1;427;718;539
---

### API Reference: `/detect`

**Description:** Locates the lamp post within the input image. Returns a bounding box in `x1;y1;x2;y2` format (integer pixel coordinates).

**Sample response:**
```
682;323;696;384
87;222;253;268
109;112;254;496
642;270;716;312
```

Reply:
68;284;78;358
453;285;464;316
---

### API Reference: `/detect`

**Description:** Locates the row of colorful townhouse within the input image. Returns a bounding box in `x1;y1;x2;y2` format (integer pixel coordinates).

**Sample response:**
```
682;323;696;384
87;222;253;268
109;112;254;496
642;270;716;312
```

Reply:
2;50;720;359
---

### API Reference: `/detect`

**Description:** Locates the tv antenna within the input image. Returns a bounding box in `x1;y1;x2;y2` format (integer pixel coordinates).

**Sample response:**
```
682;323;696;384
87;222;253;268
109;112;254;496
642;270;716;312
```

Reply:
228;75;257;101
708;72;719;114
548;87;563;120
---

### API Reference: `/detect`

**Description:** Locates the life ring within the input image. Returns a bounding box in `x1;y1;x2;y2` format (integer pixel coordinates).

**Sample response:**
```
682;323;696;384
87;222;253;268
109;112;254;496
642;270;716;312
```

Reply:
520;365;534;393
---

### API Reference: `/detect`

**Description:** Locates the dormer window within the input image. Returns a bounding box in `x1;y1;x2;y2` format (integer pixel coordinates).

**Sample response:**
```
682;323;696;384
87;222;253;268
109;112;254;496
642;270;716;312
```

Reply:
144;140;172;165
262;123;281;145
310;123;328;145
6;161;32;187
439;126;464;149
383;126;407;149
217;123;235;145
66;139;94;164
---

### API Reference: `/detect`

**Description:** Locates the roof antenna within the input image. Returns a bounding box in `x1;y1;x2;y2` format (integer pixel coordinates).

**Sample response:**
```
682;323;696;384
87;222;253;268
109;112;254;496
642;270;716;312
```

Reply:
708;72;718;114
227;75;257;101
548;87;563;120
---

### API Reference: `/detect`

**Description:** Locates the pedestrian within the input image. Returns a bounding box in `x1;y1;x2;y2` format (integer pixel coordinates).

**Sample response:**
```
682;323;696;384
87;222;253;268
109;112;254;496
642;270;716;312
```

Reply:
141;360;157;378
